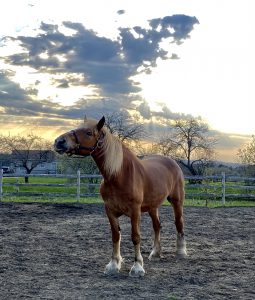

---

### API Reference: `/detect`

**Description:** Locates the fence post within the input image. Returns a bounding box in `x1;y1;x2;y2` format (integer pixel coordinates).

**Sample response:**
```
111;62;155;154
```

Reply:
77;169;80;202
0;169;3;201
221;172;226;206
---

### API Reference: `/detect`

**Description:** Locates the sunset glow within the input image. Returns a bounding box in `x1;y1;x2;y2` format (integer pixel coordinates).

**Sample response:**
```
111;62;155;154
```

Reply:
0;0;254;161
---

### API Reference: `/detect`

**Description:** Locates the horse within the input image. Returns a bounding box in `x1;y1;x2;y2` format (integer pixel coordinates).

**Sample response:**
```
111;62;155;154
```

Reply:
54;116;187;277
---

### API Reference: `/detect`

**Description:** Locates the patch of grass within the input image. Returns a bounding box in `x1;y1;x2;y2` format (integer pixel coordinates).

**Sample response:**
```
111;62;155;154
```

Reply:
163;198;255;208
190;199;255;207
2;175;101;196
1;176;254;206
0;196;103;204
1;195;254;207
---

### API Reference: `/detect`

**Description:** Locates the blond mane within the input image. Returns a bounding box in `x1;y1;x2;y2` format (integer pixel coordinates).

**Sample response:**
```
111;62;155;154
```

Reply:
101;128;123;177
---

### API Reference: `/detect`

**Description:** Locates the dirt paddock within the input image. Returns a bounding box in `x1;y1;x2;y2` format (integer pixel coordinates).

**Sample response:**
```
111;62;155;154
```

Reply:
0;202;254;299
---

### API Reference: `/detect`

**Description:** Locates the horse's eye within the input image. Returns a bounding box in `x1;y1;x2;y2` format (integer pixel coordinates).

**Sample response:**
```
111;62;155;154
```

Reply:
87;131;93;136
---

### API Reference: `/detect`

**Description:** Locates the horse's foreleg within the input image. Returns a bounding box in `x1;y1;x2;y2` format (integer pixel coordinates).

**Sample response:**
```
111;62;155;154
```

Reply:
104;207;123;275
129;211;145;277
148;209;161;260
171;197;187;257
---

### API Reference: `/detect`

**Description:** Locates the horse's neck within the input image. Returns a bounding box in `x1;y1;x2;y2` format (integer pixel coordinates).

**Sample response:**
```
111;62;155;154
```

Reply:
92;149;109;179
92;142;139;181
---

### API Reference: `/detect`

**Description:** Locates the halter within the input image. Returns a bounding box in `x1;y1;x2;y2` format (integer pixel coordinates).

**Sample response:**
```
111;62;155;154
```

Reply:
70;130;104;155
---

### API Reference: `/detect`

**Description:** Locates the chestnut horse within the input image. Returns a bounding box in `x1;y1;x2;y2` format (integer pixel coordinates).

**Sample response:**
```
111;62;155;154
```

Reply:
54;116;187;277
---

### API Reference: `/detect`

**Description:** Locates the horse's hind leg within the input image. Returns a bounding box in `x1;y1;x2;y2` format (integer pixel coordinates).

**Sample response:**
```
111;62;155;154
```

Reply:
104;206;123;275
169;193;187;257
148;209;161;260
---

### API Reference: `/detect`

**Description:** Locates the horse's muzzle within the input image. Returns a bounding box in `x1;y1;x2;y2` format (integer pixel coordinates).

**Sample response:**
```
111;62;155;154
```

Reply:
54;137;68;154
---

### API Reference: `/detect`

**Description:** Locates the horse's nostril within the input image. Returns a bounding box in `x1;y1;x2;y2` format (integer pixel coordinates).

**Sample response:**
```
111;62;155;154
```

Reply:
54;138;66;150
58;138;65;144
54;137;68;154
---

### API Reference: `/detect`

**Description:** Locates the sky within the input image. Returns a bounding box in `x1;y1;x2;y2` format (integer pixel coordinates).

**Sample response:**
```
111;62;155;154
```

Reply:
0;0;254;162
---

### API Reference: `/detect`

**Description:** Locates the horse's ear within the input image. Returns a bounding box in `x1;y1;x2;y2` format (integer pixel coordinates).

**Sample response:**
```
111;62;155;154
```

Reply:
97;116;105;131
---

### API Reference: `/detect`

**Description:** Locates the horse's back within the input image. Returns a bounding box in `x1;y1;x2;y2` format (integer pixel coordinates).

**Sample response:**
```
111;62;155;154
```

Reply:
142;155;183;179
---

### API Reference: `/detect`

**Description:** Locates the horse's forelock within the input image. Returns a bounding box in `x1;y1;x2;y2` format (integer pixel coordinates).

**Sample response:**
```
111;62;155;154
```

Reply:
81;118;98;129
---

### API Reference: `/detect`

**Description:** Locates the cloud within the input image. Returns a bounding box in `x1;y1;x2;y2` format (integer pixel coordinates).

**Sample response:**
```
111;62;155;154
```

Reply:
213;131;250;150
138;101;152;119
149;15;199;41
56;79;69;88
170;53;180;59
119;15;199;69
0;71;26;101
117;10;125;15
0;70;129;128
0;14;199;129
0;71;63;118
3;15;198;99
149;104;194;121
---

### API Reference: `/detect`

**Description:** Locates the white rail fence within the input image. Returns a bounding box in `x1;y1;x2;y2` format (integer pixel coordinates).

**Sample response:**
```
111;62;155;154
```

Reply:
1;170;255;204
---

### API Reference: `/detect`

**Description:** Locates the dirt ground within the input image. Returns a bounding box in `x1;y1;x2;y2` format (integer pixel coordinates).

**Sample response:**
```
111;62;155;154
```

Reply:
0;202;254;300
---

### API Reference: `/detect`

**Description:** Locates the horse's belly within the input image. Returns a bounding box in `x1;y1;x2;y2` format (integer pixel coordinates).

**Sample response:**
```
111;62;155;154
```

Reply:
100;179;169;215
141;193;167;212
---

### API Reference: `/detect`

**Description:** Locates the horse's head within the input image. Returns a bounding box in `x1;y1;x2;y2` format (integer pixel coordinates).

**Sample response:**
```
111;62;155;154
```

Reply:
54;116;105;156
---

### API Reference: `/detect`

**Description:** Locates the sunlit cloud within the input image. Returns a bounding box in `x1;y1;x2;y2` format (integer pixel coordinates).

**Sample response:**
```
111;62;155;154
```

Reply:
1;14;198;126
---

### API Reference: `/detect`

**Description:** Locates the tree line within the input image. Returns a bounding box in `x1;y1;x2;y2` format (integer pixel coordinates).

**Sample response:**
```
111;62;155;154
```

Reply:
0;112;254;180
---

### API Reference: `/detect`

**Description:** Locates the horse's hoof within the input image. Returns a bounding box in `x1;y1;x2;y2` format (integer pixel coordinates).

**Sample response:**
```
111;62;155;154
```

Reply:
104;260;121;275
104;267;119;276
129;262;145;277
176;249;188;258
148;249;161;261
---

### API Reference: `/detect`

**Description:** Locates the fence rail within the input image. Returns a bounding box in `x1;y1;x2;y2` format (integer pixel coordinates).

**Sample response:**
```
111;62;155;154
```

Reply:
1;170;255;204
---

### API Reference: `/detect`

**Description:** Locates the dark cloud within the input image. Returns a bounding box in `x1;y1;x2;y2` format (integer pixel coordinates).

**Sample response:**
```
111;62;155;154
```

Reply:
57;80;69;88
137;101;152;119
0;71;63;118
0;70;129;127
0;14;199;128
40;22;58;33
149;104;193;121
7;52;60;69
119;15;198;69
150;15;199;41
170;53;180;59
3;14;198;99
0;71;28;102
51;74;87;88
117;10;125;15
25;87;38;96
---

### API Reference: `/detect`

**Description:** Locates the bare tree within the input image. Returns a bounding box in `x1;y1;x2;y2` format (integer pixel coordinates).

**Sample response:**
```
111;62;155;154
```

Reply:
0;133;53;182
104;112;147;144
237;135;255;165
237;135;255;176
154;118;217;175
